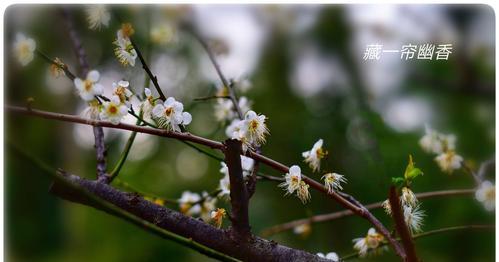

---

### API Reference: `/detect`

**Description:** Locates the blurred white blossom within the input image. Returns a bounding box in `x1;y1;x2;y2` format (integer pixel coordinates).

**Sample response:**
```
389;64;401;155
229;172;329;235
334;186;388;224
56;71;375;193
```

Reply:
85;5;110;30
13;33;36;66
475;180;495;211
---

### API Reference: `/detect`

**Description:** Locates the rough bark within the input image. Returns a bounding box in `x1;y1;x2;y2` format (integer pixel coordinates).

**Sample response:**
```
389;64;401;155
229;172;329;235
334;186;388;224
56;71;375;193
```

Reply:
49;171;328;262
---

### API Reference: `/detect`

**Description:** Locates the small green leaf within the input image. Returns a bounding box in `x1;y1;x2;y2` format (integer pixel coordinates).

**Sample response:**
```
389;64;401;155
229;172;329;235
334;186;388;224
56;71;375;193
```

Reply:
404;154;424;180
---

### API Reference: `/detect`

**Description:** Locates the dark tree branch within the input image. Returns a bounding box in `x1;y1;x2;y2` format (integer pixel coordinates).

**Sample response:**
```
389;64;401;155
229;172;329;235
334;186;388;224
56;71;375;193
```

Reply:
223;139;251;238
388;186;416;262
61;7;107;180
129;38;166;101
7;105;402;258
61;7;90;75
50;170;328;262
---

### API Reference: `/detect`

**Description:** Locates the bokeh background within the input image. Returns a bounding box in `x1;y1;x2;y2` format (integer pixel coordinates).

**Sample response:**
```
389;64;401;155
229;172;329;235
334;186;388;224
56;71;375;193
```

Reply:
5;4;495;262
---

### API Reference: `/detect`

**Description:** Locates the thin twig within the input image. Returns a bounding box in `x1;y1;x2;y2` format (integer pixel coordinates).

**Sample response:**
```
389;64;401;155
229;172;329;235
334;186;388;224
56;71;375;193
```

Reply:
194;95;232;101
188;27;243;119
260;188;475;236
341;224;494;261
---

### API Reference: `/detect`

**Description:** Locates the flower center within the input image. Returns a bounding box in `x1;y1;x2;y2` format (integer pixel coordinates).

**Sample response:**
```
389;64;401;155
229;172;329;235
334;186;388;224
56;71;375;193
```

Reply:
19;43;30;57
108;105;118;114
316;147;327;159
164;107;173;117
486;189;495;200
84;80;93;92
250;119;259;130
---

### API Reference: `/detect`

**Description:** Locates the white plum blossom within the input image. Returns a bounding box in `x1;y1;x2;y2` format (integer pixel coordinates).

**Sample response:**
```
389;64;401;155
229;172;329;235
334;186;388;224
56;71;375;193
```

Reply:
243;110;268;145
302;139;328;172
401;187;418;208
99;95;128;125
279;165;302;195
297;181;311;204
322;173;347;193
316;252;339;261
178;191;201;216
74;70;104;101
81;100;101;120
435;151;463;173
152;97;192;132
293;223;311;237
112;80;133;106
475;180;495;211
13;33;36;66
214;97;251;122
219;174;231;198
353;228;385;258
150;23;176;45
85;5;110;30
403;204;425;233
140;88;155;123
419;126;456;154
381;199;392;216
210;208;226;228
200;191;217;221
114;26;137;66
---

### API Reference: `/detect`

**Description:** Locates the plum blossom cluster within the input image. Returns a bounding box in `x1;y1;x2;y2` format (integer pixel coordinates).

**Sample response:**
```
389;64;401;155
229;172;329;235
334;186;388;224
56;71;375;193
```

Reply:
178;191;217;222
218;156;255;198
419;126;463;173
279;165;310;204
352;228;387;258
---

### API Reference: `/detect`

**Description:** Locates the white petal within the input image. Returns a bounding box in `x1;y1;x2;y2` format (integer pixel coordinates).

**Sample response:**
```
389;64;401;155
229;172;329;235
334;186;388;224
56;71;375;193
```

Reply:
165;97;175;106
289;165;301;176
87;70;100;82
118;80;129;87
74;78;84;90
152;104;164;117
144;88;151;97
110;95;121;104
182;112;192;125
93;83;104;95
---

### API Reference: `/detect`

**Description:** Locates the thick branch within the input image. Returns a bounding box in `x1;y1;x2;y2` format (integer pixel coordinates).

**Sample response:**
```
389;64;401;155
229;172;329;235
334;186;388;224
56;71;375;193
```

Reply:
261;189;475;236
223;139;251;238
50;171;328;262
388;187;415;262
7;105;400;257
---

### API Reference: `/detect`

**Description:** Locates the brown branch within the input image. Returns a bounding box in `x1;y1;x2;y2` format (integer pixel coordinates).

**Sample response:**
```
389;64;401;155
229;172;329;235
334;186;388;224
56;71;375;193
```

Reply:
50;170;329;262
129;38;166;101
261;189;475;237
389;186;415;262
223;139;251;238
61;7;107;180
7;105;402;257
61;7;90;75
